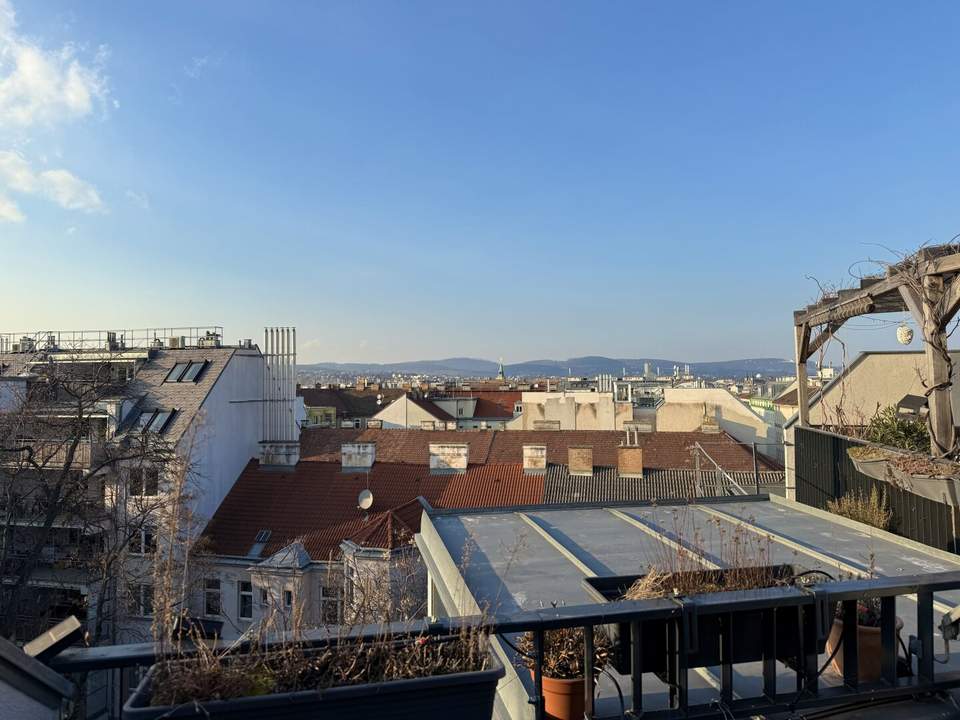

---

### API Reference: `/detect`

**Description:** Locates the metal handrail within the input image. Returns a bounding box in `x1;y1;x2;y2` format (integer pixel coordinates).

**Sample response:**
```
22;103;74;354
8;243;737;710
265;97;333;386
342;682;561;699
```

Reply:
47;570;960;720
693;441;750;495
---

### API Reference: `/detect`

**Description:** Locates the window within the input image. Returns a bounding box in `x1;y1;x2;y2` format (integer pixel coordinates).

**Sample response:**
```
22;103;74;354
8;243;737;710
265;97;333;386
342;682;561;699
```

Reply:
260;588;269;605
180;361;208;383
129;584;153;617
128;468;159;496
319;582;342;624
166;361;208;384
204;578;221;616
238;580;253;621
165;362;190;383
130;527;156;555
514;403;523;415
420;420;435;430
283;589;293;609
135;409;177;435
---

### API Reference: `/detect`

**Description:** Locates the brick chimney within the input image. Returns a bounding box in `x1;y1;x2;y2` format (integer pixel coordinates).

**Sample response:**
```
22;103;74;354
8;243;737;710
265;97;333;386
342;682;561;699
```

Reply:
429;443;469;474
568;446;593;477
342;443;375;472
617;446;644;478
522;445;547;475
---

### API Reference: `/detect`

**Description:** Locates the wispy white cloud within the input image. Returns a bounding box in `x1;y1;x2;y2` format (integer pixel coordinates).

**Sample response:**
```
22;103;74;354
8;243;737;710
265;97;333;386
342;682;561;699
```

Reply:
0;149;104;220
125;188;149;210
183;55;209;79
0;0;112;128
0;191;23;222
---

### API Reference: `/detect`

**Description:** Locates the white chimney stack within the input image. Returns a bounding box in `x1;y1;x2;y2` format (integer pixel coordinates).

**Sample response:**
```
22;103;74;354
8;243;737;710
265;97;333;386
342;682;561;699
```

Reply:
260;326;300;467
342;443;376;472
429;443;468;474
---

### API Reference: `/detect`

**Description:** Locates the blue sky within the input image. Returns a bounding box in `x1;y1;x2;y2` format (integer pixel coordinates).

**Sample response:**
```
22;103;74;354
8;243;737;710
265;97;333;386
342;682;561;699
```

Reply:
2;1;958;365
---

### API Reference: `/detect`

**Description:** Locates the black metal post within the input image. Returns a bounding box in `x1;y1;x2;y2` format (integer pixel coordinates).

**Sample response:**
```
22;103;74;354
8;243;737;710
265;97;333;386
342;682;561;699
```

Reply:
753;441;760;494
584;625;594;719
880;595;897;685
631;621;642;715
533;629;545;720
917;590;934;683
841;600;859;689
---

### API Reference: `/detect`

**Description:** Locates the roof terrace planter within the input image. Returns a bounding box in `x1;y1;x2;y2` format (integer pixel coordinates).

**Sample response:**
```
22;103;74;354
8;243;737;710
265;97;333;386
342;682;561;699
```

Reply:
582;564;826;676
847;446;960;505
122;638;504;720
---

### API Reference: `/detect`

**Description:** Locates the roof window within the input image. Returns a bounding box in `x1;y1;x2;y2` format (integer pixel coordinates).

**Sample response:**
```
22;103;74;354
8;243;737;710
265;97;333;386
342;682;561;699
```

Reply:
165;360;208;383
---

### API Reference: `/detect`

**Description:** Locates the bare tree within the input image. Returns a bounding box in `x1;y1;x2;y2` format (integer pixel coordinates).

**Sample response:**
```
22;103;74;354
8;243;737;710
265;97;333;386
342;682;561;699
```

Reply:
0;351;185;643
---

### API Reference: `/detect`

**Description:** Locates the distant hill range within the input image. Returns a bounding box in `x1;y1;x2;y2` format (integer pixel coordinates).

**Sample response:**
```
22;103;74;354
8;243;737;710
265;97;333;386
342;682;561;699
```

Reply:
299;356;800;379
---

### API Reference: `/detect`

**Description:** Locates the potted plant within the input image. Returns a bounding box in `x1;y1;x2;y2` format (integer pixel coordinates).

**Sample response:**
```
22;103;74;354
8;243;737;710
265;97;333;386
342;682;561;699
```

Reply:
583;563;825;675
516;627;610;720
825;599;903;683
123;629;504;720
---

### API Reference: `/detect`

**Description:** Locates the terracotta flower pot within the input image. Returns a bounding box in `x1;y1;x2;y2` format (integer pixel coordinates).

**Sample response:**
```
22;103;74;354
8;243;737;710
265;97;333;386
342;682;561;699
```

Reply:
531;671;592;720
825;616;903;683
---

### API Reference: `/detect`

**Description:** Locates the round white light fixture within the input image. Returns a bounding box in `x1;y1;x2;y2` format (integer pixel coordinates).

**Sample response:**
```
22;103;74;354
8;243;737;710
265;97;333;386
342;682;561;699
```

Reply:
896;323;914;345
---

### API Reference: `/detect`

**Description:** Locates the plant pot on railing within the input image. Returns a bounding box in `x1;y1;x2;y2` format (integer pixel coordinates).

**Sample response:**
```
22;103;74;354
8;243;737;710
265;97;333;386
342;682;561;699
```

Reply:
846;447;893;483
123;638;504;720
532;672;591;720
825;614;904;683
582;564;827;676
517;626;610;720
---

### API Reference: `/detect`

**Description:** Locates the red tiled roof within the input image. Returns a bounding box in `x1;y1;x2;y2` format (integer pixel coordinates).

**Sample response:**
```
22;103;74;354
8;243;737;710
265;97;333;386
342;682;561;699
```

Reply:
301;428;496;464
297;388;404;417
472;397;517;419
203;460;544;560
405;395;456;421
437;391;521;419
299;428;779;471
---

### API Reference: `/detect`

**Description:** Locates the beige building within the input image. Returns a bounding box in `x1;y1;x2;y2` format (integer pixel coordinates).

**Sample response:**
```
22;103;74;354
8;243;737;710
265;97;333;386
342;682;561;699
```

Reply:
654;387;783;464
511;390;633;431
783;350;960;497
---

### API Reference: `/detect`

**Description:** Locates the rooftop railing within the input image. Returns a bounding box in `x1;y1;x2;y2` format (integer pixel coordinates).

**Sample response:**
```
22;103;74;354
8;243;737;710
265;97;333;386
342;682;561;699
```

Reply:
0;327;225;354
47;570;960;720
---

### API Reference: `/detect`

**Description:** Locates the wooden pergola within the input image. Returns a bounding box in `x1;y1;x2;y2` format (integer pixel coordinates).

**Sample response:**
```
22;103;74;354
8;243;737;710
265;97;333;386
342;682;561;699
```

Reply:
793;245;960;455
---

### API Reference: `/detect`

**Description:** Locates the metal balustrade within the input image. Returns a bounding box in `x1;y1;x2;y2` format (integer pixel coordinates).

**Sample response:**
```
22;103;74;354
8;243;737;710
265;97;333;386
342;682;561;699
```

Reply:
46;570;960;719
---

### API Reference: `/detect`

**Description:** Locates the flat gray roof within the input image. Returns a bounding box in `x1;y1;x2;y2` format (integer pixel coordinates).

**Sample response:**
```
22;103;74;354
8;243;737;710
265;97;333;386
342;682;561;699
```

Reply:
421;495;960;717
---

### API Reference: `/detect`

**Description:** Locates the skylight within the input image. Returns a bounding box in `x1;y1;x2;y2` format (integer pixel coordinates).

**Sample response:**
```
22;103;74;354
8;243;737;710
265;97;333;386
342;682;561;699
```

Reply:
165;360;208;384
135;409;177;434
165;362;190;382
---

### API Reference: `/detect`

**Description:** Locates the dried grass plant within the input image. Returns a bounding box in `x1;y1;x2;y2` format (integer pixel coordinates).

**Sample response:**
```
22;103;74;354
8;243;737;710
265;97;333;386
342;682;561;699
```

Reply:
515;626;611;680
624;509;792;600
826;487;892;531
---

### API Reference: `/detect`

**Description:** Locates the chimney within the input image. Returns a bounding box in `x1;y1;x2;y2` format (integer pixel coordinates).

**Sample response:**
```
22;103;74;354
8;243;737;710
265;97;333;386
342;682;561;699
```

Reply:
617;446;644;478
259;327;300;467
522;445;547;475
568;446;593;477
342;443;375;472
429;443;468;474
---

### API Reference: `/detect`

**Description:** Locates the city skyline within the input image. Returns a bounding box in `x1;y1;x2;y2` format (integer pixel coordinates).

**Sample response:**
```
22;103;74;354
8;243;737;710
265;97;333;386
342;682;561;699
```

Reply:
2;1;957;363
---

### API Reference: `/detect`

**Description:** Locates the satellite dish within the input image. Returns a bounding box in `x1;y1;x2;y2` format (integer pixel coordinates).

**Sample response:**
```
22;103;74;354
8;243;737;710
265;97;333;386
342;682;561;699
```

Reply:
358;488;374;510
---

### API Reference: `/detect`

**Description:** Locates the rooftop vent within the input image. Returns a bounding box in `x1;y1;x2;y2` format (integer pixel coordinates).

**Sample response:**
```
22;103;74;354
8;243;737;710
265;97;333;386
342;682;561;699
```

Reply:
429;443;468;474
522;444;547;475
168;336;185;350
198;331;221;349
568;446;593;477
342;442;376;472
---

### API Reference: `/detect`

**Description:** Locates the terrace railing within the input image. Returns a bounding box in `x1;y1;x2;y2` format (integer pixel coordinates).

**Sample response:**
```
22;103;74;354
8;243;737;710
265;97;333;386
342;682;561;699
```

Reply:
795;426;960;553
48;570;960;720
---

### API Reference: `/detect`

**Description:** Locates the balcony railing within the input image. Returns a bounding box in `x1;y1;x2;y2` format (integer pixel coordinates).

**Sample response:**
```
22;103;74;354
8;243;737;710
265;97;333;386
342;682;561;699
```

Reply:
1;439;93;469
46;570;960;720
